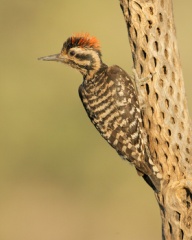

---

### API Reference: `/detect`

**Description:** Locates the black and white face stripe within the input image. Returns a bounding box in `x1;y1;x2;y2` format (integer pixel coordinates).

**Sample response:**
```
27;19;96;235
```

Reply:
66;47;102;79
75;53;92;61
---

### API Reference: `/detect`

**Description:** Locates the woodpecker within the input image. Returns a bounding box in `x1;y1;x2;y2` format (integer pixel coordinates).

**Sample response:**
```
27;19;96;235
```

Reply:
39;33;159;187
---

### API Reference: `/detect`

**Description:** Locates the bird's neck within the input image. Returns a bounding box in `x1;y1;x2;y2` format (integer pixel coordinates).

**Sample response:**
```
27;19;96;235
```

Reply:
83;61;107;81
75;49;107;81
82;62;108;94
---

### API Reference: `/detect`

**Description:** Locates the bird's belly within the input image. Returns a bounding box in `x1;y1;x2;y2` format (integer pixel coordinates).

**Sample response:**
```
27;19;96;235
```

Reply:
89;95;118;130
83;84;129;148
83;90;135;162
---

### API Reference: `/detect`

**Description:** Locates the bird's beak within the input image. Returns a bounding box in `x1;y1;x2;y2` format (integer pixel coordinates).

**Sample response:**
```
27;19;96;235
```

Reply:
38;53;65;62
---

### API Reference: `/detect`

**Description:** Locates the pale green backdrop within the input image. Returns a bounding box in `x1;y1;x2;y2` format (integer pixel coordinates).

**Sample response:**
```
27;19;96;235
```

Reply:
0;1;191;240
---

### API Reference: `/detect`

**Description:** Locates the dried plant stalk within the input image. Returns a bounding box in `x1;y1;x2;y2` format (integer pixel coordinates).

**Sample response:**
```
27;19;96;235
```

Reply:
119;0;192;239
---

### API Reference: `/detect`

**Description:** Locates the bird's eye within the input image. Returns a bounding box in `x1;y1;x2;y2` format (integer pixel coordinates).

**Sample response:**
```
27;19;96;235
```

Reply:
69;50;75;56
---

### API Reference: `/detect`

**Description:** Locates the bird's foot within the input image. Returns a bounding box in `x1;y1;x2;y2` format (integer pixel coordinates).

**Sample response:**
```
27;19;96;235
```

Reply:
132;69;156;109
132;68;156;86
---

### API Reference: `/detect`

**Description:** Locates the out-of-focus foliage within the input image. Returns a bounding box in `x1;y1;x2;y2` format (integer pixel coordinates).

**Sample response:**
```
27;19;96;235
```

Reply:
0;1;191;239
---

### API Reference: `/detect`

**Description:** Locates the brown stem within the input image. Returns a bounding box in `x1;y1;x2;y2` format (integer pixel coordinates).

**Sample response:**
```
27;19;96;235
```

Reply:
119;0;192;239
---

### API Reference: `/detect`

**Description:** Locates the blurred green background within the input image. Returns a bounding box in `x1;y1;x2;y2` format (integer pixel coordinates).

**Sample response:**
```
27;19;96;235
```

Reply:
0;1;191;239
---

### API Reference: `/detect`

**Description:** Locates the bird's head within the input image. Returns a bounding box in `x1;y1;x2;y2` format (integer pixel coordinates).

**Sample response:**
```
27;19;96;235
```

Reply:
39;33;104;80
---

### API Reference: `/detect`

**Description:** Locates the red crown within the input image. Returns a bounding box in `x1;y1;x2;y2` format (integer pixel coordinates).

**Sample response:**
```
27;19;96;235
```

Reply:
71;33;100;50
